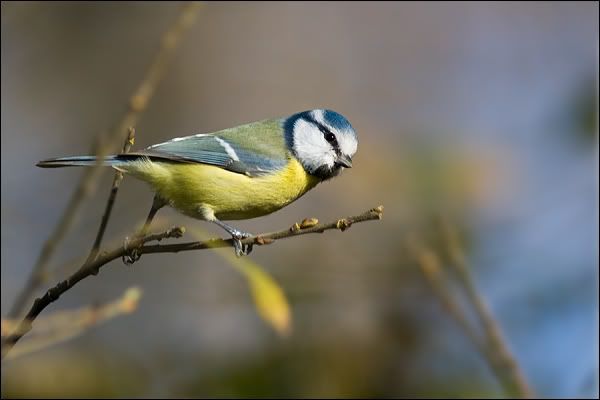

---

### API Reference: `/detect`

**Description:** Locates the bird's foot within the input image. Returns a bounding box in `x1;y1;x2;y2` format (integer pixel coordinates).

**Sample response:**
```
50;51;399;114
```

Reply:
122;236;143;265
231;229;253;257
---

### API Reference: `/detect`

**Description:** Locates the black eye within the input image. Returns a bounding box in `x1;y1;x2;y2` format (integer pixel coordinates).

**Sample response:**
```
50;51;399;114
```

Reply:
325;132;336;143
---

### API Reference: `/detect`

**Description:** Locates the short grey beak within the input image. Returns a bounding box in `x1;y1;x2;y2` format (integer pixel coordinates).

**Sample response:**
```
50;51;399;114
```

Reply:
335;154;353;168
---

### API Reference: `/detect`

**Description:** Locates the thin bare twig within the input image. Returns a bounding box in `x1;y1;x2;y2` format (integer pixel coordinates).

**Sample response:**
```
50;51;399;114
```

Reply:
86;127;136;263
1;206;383;359
6;2;201;320
143;206;384;254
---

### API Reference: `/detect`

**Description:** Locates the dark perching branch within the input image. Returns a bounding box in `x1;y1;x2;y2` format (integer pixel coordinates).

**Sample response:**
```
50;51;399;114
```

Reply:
1;206;383;360
5;3;201;321
143;207;383;254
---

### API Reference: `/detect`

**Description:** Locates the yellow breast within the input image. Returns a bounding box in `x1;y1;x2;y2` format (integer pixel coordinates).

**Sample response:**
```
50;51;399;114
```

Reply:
127;158;320;220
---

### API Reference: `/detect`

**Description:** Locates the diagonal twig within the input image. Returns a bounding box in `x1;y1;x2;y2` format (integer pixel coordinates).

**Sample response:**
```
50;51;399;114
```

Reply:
408;223;534;399
2;287;142;361
407;237;485;351
86;127;136;263
439;221;534;398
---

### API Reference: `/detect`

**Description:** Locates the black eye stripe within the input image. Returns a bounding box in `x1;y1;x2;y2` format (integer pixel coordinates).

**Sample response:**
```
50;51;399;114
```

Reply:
299;115;339;147
317;124;337;145
317;125;331;135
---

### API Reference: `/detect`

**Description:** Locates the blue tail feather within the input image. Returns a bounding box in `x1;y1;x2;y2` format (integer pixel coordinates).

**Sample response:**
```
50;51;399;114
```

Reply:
36;155;127;168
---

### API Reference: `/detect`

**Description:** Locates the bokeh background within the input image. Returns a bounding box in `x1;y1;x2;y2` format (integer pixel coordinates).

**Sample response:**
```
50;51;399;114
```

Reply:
1;1;598;398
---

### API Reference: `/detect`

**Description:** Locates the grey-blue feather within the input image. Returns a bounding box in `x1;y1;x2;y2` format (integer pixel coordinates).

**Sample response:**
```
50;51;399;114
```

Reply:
135;118;290;176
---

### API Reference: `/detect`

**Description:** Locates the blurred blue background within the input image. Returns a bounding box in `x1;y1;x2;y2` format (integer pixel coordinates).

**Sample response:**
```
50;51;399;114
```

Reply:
1;2;598;398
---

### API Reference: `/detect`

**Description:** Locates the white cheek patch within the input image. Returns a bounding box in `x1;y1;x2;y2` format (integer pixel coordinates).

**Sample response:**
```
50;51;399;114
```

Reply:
293;118;335;173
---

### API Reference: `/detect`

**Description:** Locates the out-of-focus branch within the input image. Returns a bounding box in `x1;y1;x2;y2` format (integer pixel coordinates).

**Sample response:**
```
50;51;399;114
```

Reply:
1;206;383;359
86;127;136;263
114;2;200;142
6;2;201;320
409;224;534;399
439;221;534;398
407;237;484;350
1;287;142;361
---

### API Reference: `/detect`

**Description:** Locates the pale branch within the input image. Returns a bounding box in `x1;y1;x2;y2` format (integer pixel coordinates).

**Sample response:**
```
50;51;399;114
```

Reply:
114;2;200;142
439;221;534;398
86;127;136;263
6;3;201;320
1;206;383;360
409;222;534;399
408;238;486;352
2;287;142;361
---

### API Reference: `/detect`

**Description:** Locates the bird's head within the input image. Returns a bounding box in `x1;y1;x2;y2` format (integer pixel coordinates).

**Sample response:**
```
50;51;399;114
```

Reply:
284;109;358;180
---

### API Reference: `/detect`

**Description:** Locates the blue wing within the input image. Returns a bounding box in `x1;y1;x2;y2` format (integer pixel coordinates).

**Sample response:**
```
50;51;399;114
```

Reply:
134;119;289;177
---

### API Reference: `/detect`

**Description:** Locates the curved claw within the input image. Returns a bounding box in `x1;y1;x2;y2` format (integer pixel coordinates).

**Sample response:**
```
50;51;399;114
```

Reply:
211;219;254;257
231;230;253;257
122;236;143;265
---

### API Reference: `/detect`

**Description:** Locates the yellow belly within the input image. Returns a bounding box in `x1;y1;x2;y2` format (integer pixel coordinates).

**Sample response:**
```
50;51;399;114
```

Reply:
125;158;320;220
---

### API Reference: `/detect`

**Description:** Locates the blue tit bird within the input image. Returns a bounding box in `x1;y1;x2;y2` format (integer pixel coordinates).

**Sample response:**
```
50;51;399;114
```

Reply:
37;109;358;257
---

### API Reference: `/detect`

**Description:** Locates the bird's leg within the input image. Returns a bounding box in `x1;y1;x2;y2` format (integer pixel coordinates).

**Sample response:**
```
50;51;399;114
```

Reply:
140;195;167;236
123;195;167;265
212;219;254;257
